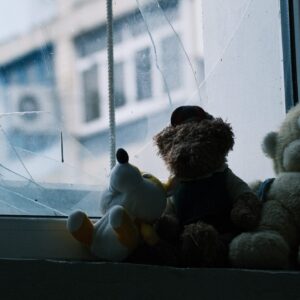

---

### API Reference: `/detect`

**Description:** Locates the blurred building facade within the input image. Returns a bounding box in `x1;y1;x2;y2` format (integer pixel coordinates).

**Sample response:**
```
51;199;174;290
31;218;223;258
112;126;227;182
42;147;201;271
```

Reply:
0;0;204;182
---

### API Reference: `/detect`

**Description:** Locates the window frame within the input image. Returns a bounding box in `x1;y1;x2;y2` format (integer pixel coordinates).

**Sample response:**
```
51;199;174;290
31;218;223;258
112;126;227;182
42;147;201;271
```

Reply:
280;0;300;111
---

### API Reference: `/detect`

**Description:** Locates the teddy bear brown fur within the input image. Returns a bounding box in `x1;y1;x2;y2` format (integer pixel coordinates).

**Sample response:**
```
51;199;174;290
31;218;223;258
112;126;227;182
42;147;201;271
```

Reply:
151;105;262;267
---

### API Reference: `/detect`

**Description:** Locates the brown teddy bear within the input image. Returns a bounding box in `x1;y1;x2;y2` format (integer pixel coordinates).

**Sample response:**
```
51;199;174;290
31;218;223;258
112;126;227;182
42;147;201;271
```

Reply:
151;105;262;267
229;103;300;269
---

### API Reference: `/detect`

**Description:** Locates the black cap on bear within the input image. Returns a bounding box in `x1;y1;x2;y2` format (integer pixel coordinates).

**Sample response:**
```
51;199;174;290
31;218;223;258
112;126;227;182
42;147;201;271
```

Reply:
171;106;213;126
116;148;129;164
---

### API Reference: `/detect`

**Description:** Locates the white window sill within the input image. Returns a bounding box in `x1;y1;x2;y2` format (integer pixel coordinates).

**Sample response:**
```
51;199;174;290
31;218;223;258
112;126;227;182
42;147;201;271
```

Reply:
0;216;94;260
0;180;102;260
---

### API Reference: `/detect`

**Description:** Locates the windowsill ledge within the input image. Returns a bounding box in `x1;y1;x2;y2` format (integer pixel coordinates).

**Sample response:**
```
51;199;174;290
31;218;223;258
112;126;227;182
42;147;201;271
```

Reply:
0;258;300;299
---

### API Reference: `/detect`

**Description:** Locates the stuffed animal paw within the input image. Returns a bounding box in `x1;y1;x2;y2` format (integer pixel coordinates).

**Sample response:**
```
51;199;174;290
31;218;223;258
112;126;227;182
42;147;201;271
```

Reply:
68;205;139;261
154;213;180;245
231;192;262;230
181;222;226;267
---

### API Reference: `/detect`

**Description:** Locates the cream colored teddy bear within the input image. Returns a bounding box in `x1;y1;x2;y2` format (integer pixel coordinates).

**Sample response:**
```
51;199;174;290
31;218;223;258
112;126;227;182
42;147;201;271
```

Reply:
67;148;167;261
229;104;300;269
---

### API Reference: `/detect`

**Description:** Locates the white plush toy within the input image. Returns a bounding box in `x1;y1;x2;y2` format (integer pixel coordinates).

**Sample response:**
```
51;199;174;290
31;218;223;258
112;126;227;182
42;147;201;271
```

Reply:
67;148;167;261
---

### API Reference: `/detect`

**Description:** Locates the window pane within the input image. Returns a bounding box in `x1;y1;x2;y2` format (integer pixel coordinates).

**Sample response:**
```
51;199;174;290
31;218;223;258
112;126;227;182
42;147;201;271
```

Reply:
0;0;287;217
82;65;100;122
135;47;152;100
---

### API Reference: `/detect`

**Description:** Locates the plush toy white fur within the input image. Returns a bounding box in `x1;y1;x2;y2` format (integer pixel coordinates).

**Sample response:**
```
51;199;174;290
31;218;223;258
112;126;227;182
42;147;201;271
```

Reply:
229;104;300;269
67;148;167;261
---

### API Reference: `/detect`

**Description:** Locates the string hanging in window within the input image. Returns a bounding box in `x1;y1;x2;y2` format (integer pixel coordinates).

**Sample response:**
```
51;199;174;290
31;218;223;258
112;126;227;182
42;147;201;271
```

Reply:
106;0;116;169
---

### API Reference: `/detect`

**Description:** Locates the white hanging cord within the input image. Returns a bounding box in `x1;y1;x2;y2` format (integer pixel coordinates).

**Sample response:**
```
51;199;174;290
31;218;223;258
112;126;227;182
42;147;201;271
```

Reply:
106;0;116;169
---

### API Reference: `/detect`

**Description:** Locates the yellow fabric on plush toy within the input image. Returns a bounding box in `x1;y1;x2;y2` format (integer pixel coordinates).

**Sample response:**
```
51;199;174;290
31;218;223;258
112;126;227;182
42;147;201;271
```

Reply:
67;148;167;261
140;223;160;246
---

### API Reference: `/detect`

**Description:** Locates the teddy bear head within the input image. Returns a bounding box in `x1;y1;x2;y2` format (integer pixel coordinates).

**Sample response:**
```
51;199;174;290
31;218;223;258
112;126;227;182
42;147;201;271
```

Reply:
262;104;300;174
154;106;234;179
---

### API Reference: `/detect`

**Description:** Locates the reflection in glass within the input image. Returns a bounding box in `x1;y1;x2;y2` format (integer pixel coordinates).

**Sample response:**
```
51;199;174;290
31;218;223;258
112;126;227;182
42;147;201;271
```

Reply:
114;62;126;108
0;0;285;217
82;65;100;122
135;47;152;100
161;35;182;91
19;94;40;120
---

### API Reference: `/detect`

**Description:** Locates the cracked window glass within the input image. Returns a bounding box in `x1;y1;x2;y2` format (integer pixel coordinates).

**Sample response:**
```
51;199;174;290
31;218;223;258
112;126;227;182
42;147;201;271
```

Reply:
0;0;286;216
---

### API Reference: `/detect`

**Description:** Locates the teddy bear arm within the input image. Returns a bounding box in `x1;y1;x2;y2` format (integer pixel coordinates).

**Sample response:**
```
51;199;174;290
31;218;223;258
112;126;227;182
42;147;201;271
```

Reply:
163;176;179;195
154;203;181;245
159;214;180;240
225;168;262;230
225;168;253;201
230;193;262;230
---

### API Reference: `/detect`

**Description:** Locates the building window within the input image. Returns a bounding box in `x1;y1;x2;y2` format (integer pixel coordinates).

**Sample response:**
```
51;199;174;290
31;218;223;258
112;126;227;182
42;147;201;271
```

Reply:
82;64;100;122
74;4;181;127
135;47;152;101
0;46;54;86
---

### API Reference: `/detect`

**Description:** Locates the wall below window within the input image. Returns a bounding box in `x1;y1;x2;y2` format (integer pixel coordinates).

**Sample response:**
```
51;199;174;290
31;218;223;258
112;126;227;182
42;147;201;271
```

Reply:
0;259;299;299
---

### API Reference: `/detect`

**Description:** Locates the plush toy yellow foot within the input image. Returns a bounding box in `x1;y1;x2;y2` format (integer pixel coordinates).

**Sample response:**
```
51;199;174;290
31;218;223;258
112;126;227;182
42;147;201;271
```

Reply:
140;223;160;246
67;205;140;261
67;210;94;246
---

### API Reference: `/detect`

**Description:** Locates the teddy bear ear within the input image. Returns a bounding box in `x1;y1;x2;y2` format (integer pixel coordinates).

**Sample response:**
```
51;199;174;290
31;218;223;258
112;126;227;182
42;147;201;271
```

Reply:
170;105;212;126
262;132;278;158
116;148;129;164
